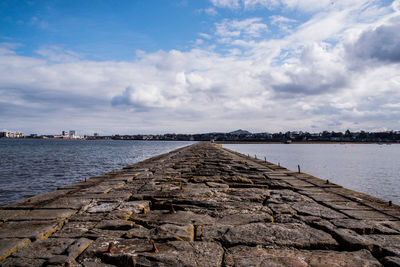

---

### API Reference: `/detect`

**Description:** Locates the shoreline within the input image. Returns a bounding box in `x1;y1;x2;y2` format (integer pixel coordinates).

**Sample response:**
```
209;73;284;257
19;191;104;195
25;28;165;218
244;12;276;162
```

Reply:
2;138;399;144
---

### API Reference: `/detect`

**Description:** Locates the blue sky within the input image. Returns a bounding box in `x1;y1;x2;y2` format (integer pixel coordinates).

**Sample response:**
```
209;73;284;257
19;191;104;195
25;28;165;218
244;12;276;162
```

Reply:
1;0;308;60
1;0;400;135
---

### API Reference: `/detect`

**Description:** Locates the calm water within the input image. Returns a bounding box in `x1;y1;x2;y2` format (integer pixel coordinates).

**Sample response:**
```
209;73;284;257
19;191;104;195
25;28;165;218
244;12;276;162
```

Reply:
0;139;194;206
224;143;400;205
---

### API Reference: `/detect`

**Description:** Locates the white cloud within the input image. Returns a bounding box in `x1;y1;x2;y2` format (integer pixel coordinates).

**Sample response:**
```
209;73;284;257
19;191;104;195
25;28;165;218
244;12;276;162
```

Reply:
210;0;379;13
198;33;212;39
215;18;269;39
210;0;240;9
270;15;297;31
243;0;280;9
205;7;218;15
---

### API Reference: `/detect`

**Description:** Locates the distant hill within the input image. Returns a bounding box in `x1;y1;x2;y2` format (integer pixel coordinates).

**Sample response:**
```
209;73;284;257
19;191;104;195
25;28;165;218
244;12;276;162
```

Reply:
229;129;252;135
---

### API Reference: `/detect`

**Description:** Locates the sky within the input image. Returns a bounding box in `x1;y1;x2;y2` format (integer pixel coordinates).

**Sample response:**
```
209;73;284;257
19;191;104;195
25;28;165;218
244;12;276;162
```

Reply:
0;0;400;135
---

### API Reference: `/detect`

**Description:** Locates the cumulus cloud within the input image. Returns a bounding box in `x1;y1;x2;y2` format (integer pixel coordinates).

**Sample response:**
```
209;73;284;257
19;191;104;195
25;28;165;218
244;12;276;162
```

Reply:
346;17;400;63
270;43;348;96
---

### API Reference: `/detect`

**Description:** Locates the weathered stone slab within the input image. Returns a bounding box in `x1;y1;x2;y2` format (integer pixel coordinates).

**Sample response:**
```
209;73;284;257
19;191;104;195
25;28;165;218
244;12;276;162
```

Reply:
0;238;30;260
216;212;273;225
224;246;381;267
82;237;154;258
331;219;399;234
125;223;194;241
324;201;373;210
13;238;75;259
105;241;224;267
9;208;76;221
96;220;134;230
130;210;216;227
367;234;400;249
0;220;65;240
1;189;73;209
0;257;46;266
117;200;150;214
331;228;375;250
67;238;94;259
340;209;395;220
291;202;347;219
0;210;28;222
52;221;96;238
42;197;92;209
87;203;119;213
199;222;338;248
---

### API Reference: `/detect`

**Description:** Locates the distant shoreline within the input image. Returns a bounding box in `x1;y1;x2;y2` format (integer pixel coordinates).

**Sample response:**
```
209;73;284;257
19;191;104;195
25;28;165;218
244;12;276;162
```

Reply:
216;141;399;145
1;138;398;144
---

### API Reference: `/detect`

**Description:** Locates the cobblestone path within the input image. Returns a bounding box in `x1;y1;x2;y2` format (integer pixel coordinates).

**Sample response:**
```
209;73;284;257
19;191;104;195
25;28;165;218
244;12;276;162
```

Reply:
0;142;400;266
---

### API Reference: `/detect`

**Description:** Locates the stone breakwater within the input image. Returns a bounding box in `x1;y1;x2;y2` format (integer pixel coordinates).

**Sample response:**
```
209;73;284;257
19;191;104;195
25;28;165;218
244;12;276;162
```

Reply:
0;143;399;266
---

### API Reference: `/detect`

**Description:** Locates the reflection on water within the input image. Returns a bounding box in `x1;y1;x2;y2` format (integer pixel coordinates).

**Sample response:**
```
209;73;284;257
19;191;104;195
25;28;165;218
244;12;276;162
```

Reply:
0;139;194;206
224;143;400;204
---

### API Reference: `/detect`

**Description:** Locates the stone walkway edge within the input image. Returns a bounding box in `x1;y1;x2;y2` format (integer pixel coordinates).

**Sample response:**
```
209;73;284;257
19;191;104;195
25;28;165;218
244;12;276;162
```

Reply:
0;142;399;266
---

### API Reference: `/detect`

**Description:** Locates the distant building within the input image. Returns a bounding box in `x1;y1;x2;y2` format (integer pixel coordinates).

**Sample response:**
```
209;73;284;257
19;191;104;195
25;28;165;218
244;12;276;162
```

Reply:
62;131;68;136
0;131;24;138
69;130;76;137
94;133;99;137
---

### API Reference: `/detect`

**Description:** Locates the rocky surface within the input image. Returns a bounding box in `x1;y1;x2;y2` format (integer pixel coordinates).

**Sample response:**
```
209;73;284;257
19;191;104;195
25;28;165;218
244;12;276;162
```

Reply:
0;142;399;266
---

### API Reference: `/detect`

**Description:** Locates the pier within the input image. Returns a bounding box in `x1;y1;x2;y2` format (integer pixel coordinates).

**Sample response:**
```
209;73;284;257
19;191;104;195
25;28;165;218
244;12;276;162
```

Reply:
0;142;399;266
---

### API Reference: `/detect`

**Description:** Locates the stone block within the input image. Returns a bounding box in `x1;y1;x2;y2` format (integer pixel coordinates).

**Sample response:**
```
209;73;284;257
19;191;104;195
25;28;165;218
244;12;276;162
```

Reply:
291;202;347;219
10;209;76;221
224;246;381;267
87;203;119;213
0;238;30;260
0;257;46;266
13;238;75;259
0;210;28;222
130;210;215;227
67;238;94;259
199;222;338;249
0;220;65;240
117;200;151;214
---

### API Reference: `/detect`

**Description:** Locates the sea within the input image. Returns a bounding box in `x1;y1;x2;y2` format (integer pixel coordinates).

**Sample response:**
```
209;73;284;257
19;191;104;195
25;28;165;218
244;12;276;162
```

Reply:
223;143;400;205
0;139;193;206
0;139;399;206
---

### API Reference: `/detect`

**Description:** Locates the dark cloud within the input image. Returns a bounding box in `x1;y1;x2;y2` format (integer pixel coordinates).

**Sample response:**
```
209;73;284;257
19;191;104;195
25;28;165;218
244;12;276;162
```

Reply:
272;71;348;96
348;18;400;63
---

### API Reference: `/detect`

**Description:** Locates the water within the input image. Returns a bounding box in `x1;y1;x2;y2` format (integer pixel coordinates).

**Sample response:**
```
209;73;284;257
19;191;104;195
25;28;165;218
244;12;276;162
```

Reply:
224;143;400;205
0;139;194;206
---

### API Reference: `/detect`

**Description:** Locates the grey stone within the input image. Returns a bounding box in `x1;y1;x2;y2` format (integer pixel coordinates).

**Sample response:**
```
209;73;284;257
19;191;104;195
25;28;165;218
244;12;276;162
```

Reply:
87;203;119;213
224;246;381;267
199;222;338;249
9;208;77;221
291;202;347;219
0;238;31;260
13;238;75;259
0;220;65;240
0;257;46;267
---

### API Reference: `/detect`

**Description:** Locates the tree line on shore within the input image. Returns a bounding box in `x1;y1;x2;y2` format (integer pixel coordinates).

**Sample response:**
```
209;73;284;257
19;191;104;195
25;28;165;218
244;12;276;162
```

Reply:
93;130;400;143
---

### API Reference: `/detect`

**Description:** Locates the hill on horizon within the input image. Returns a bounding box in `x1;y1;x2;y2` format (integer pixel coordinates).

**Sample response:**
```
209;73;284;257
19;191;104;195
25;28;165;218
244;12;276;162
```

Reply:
229;129;252;135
